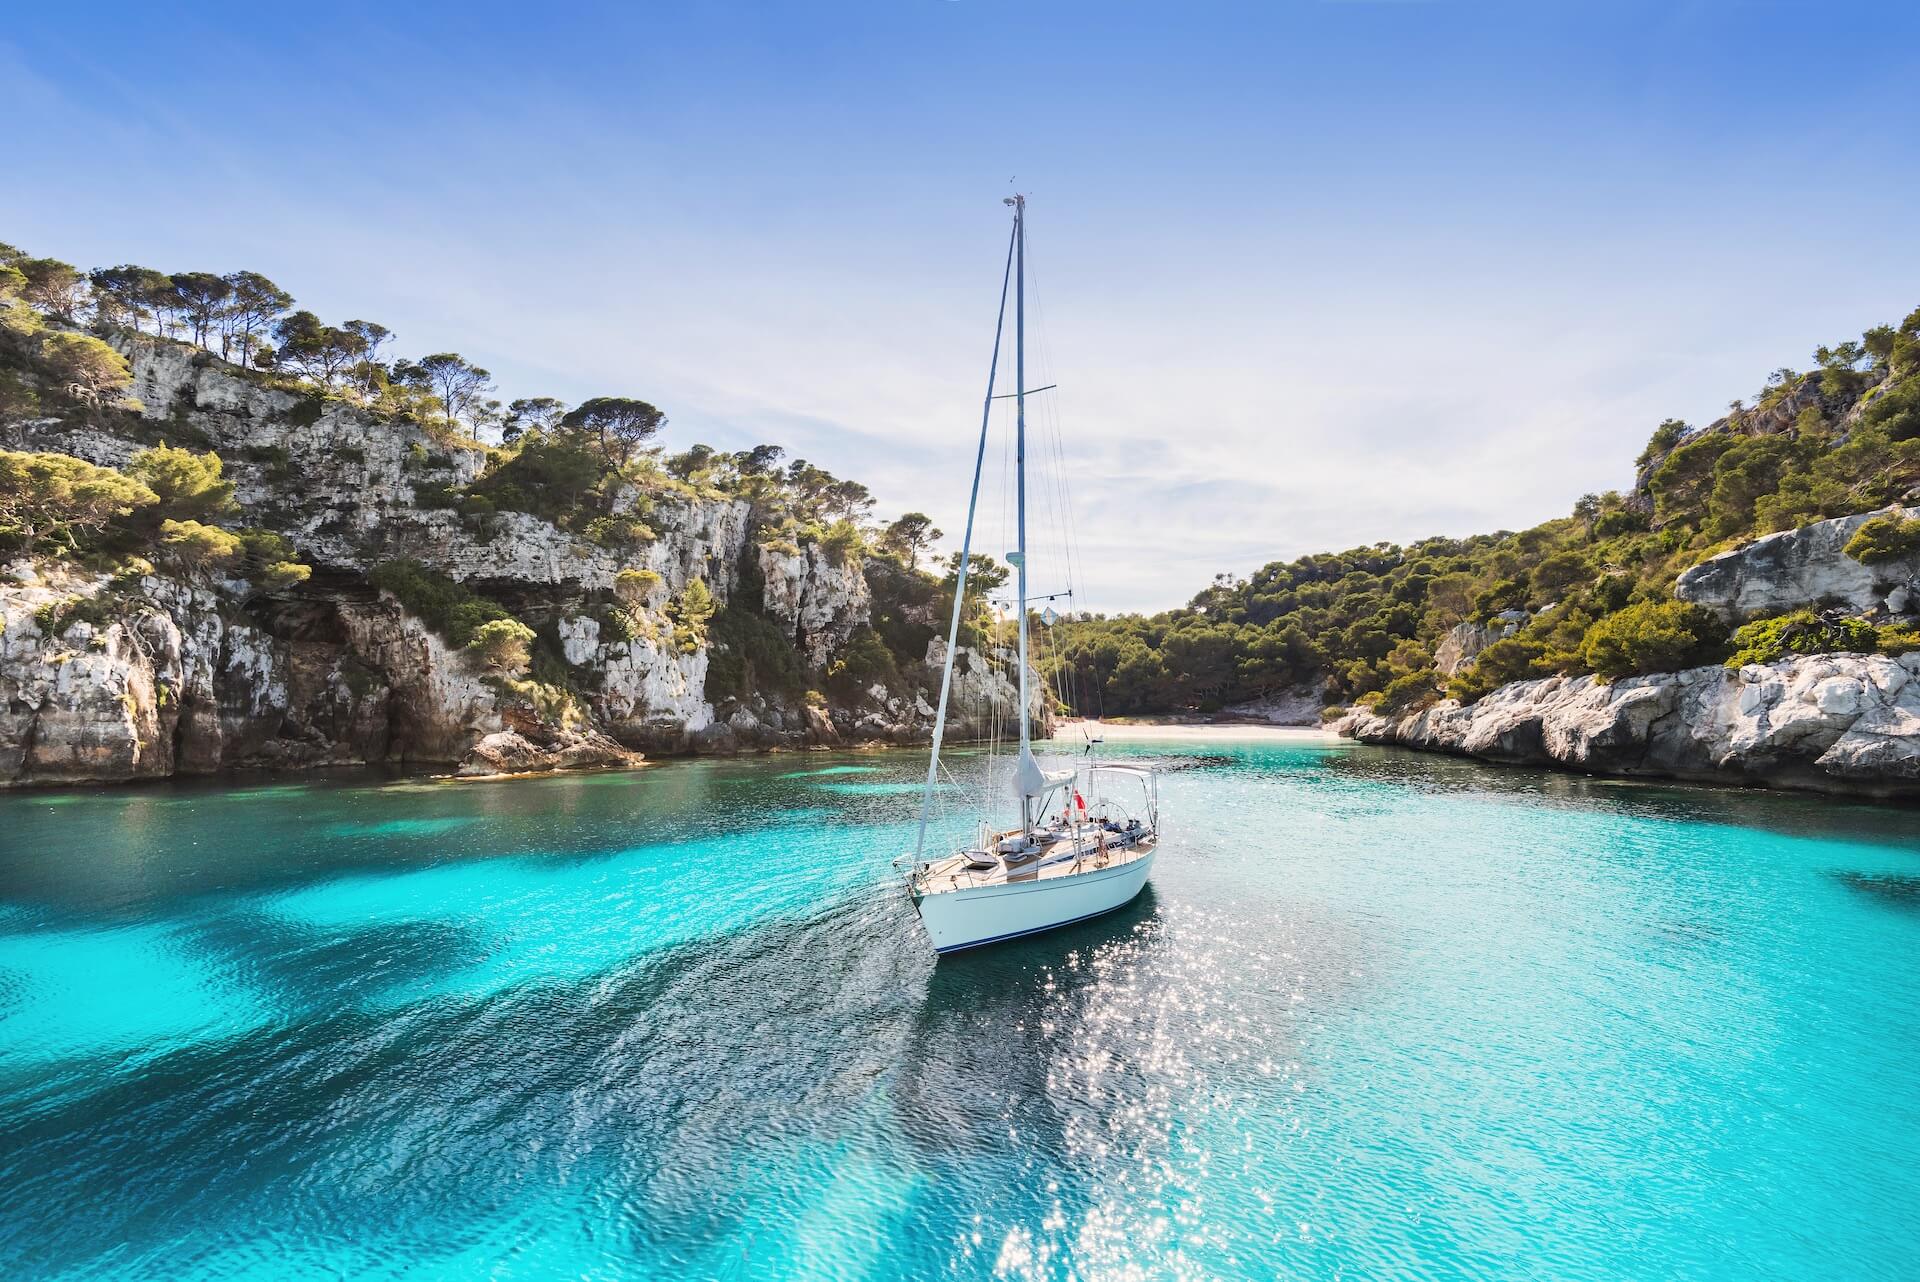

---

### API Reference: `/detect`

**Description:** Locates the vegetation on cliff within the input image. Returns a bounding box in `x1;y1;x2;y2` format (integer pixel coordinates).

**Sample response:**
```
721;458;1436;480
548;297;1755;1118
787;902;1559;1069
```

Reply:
1047;304;1920;716
1;232;1000;752
22;225;1909;744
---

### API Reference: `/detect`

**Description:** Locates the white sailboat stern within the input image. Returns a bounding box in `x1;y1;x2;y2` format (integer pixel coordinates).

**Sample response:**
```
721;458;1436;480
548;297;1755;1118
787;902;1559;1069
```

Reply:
916;849;1156;954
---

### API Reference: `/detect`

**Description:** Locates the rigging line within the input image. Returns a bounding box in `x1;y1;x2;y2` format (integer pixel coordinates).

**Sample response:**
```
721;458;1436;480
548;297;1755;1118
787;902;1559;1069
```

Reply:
1020;225;1083;620
1034;246;1098;722
1022;223;1090;718
913;216;1015;863
1038;398;1082;717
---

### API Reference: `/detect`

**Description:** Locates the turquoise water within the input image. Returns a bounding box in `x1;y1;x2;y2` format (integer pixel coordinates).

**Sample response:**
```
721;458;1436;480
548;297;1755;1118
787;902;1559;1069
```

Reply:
3;737;1919;1280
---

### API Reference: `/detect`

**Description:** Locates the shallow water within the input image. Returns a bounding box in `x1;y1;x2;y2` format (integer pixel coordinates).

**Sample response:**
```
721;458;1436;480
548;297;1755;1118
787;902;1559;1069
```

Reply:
2;738;1918;1280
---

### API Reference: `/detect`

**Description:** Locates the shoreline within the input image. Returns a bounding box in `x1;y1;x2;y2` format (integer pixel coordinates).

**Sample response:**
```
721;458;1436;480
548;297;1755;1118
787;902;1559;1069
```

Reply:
1052;719;1336;743
1334;653;1920;802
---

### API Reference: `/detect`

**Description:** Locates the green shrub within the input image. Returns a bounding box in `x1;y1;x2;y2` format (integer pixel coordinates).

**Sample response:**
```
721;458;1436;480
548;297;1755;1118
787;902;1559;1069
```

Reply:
1877;623;1920;656
1471;577;1528;620
236;526;292;565
493;675;582;725
583;514;656;547
1636;418;1688;468
412;480;461;509
469;437;604;522
1842;514;1920;564
826;626;898;695
257;560;310;589
1726;610;1878;668
158;518;243;574
1446;635;1548;703
591;604;639;645
34;593;119;637
0;449;157;552
1528;550;1592;602
1376;668;1441;715
235;528;311;590
129;445;236;521
666;578;716;653
109;555;154;588
38;331;133;403
467;618;535;673
819;519;864;566
1579;600;1727;679
614;567;664;605
705;606;805;702
1649;434;1735;529
0;369;41;419
1859;372;1920;443
1589;506;1651;541
368;558;517;647
1319;704;1348;723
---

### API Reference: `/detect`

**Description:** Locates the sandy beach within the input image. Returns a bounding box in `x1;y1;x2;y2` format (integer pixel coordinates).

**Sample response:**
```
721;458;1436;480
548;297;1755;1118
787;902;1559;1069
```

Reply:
1051;720;1337;743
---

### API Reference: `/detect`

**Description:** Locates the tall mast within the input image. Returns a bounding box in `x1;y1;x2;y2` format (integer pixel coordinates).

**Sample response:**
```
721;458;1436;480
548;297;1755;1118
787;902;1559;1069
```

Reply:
1013;195;1032;834
911;216;1016;862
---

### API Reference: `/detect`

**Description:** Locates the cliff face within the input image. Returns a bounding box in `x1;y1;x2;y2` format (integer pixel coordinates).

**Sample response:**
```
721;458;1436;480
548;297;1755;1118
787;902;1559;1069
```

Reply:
0;339;1038;786
1340;504;1920;797
1336;651;1920;798
1676;505;1920;621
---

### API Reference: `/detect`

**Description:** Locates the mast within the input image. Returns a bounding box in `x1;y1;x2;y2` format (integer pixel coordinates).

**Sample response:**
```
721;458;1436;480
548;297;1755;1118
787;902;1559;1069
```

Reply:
911;216;1017;862
1013;194;1033;835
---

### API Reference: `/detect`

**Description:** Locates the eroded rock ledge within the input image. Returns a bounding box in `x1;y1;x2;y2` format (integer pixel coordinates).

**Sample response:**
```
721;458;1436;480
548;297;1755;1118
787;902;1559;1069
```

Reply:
1335;652;1920;798
1675;504;1920;621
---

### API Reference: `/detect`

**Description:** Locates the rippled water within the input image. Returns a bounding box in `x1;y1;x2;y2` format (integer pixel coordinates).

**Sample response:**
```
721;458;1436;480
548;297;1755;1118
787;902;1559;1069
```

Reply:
3;736;1919;1280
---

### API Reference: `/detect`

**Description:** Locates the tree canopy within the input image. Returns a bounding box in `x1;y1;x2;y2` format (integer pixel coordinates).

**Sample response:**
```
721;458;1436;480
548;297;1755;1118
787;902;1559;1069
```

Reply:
561;397;666;467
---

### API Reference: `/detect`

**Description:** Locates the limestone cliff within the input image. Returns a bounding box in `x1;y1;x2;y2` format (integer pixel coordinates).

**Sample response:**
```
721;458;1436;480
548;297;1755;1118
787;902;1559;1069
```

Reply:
1336;652;1920;798
1676;505;1920;621
0;337;1037;786
1339;478;1920;795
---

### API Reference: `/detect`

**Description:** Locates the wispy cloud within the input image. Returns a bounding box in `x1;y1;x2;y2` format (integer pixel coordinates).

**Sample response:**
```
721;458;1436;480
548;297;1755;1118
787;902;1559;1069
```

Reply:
5;3;1918;612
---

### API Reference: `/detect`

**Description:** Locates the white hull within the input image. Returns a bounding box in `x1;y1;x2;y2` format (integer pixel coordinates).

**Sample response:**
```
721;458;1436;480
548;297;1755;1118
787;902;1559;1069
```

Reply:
914;849;1155;954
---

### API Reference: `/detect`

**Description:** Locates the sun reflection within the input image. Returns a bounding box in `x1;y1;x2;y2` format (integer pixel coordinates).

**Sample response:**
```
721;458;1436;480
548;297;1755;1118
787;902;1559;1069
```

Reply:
953;902;1324;1280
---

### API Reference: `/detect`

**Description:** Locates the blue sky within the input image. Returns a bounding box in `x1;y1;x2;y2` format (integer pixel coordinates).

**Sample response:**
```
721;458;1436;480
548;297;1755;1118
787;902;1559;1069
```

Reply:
5;1;1919;611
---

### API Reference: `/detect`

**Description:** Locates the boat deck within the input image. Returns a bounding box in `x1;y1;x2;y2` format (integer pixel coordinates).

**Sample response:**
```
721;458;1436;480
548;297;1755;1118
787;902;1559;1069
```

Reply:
917;828;1156;895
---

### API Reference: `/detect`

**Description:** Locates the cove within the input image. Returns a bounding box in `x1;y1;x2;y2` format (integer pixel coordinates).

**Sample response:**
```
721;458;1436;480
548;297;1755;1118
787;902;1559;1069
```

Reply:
1;736;1917;1280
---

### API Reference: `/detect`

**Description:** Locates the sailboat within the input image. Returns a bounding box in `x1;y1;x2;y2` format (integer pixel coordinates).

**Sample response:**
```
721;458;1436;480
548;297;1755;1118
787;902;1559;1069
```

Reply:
900;195;1163;955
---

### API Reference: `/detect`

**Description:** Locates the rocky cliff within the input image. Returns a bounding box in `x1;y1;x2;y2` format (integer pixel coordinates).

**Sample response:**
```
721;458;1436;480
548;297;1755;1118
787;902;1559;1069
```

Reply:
1676;505;1920;621
1338;496;1920;796
0;338;1042;786
1336;651;1920;798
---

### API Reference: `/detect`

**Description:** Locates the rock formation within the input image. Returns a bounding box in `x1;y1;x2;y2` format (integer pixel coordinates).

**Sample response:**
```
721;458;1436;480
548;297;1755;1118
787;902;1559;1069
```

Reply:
0;339;1045;786
1336;651;1920;798
1432;613;1528;678
1676;505;1920;621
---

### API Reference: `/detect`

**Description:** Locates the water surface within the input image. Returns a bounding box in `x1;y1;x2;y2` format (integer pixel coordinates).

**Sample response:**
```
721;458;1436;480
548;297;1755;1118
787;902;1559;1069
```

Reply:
2;738;1918;1280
